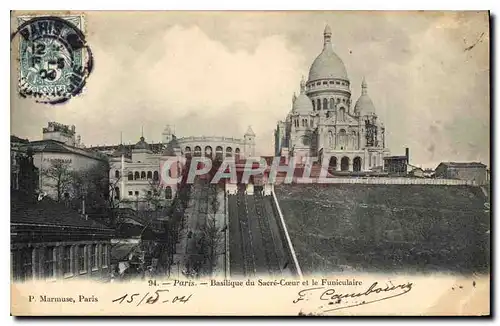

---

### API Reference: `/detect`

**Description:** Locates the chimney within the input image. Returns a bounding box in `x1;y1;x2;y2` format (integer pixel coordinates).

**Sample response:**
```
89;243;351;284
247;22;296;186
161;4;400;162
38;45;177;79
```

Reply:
405;147;410;163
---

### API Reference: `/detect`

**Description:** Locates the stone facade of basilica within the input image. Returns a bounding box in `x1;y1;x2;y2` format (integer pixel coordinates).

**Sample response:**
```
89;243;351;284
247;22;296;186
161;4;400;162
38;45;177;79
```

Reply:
274;25;390;172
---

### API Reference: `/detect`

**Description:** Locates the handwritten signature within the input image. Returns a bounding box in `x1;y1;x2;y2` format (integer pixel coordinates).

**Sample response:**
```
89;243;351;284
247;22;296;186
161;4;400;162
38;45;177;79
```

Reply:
112;289;193;306
293;281;413;313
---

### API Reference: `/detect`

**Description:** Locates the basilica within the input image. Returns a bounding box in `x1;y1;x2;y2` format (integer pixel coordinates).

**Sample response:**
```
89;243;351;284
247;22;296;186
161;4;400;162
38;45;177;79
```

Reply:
274;25;390;172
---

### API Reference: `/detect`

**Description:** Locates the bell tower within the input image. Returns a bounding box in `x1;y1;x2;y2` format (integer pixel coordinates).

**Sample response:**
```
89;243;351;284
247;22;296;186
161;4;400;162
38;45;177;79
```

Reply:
244;126;256;157
162;125;174;144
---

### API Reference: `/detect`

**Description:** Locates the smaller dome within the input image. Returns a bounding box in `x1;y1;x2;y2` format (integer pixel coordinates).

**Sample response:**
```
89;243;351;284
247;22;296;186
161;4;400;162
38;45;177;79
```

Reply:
293;94;313;113
354;78;376;116
134;136;150;150
162;135;180;156
111;144;128;157
292;77;313;113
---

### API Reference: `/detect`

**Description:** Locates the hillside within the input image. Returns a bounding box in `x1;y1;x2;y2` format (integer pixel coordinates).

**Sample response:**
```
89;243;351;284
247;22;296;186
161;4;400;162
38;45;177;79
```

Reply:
275;184;490;275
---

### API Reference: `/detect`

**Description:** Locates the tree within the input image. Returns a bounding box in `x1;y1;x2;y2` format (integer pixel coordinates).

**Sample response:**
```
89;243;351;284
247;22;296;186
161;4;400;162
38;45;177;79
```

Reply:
142;179;166;212
199;215;224;275
42;160;73;202
199;185;224;275
70;161;110;215
13;148;39;203
210;187;220;219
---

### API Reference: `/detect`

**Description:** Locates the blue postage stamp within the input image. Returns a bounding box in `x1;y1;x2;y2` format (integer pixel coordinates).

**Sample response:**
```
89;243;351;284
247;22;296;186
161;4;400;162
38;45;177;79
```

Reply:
13;15;93;104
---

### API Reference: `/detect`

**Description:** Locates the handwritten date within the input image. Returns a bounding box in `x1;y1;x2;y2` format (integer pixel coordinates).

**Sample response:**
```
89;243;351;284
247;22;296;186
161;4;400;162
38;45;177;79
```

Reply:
112;289;193;306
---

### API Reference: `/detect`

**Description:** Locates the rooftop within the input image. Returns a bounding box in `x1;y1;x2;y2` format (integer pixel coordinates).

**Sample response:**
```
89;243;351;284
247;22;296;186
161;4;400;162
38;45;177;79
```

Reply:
24;139;107;162
11;193;113;232
439;162;487;168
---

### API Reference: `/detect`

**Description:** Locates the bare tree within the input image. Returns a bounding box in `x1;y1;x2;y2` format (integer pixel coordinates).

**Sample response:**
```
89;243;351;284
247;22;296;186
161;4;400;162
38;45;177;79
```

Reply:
199;215;224;275
71;161;110;214
142;179;167;212
198;186;224;275
42;160;72;202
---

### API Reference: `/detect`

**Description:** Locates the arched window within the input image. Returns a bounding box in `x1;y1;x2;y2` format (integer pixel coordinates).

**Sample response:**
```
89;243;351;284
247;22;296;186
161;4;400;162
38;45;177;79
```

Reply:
352;131;358;149
115;170;120;179
215;146;223;161
338;129;347;149
141;171;146;179
128;172;133;181
226;147;233;157
328;130;335;148
312;100;315;111
353;157;362;172
317;99;321;110
205;146;213;157
114;187;120;200
235;148;241;160
341;157;350;171
339;108;346;121
323;98;328;110
153;171;159;181
194;146;202;157
329;156;337;171
147;171;152;179
330;98;335;110
184;147;191;158
165;186;172;200
134;171;140;180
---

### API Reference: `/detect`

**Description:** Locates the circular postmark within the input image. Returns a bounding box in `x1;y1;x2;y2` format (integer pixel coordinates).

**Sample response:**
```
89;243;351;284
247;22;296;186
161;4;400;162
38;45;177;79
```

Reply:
11;16;93;104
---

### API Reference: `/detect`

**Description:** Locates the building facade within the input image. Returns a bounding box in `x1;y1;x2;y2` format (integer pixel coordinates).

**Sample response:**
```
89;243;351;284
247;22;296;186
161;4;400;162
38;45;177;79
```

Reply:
91;125;256;160
163;125;256;159
10;148;113;282
108;135;183;211
275;25;390;172
18;122;108;201
91;126;256;211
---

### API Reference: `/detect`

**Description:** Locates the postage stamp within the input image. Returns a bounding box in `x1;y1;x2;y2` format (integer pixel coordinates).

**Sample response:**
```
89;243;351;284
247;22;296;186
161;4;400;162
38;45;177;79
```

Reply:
12;15;92;104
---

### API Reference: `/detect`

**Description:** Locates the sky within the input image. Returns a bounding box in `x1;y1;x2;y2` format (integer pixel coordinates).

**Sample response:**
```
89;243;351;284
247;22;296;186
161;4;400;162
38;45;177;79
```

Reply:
10;11;489;168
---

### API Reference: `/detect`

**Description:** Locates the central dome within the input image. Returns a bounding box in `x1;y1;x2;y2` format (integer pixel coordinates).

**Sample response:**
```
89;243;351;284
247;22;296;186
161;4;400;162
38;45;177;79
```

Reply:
308;25;349;82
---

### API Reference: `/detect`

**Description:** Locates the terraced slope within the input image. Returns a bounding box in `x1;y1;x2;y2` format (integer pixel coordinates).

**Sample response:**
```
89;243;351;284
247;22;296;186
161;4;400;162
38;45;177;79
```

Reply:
275;184;490;275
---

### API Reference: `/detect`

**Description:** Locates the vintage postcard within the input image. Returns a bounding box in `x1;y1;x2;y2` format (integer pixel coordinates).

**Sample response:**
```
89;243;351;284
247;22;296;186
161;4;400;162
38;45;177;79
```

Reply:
10;11;490;316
